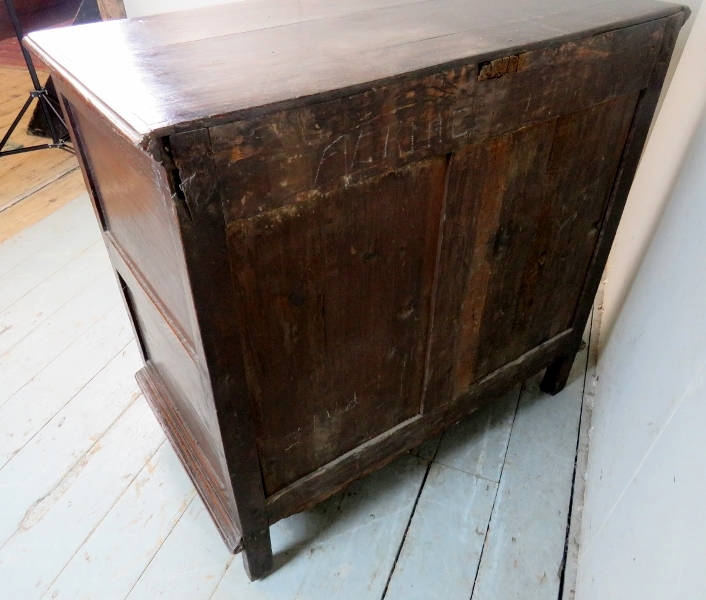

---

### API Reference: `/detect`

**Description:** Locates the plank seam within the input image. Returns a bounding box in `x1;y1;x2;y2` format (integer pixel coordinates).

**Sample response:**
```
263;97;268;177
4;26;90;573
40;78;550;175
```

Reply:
428;459;502;484
559;310;598;600
36;439;168;600
0;299;121;410
122;494;199;600
556;325;593;599
0;385;144;552
0;165;80;215
205;555;237;600
380;447;441;599
468;386;522;599
0;240;109;342
420;151;453;413
0;339;134;473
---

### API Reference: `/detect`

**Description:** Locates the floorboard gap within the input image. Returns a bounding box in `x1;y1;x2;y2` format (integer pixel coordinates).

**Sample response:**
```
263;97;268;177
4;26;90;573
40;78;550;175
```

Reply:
468;387;522;600
380;444;439;599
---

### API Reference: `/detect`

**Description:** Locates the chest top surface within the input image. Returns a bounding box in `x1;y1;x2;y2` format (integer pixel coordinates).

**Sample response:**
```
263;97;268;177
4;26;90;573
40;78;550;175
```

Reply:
26;0;683;143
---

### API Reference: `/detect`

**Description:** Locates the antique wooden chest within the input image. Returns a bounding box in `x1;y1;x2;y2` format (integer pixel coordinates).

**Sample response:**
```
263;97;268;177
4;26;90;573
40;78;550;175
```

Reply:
26;0;688;579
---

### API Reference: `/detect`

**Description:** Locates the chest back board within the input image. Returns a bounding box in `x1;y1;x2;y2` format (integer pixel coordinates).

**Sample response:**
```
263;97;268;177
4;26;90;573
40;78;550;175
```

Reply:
26;0;688;579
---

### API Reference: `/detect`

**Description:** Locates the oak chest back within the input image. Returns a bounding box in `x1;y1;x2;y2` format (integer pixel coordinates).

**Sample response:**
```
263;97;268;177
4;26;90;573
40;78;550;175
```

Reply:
27;0;688;579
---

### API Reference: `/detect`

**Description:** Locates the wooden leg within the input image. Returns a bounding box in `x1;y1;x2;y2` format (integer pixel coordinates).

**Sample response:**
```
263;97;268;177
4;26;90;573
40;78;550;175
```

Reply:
540;349;578;395
241;529;274;580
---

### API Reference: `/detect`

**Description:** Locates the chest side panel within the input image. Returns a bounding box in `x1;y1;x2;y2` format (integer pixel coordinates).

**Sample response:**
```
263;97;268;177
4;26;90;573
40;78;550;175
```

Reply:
229;158;446;495
60;97;229;490
63;100;198;350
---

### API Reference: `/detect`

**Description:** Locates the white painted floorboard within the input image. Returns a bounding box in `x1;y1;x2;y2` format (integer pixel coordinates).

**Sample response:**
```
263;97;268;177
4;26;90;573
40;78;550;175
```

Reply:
0;196;590;600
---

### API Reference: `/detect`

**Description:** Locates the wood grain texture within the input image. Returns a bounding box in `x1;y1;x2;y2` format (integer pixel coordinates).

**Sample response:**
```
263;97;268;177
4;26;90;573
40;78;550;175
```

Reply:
63;97;198;351
266;329;572;524
211;21;661;222
25;0;683;140
541;10;688;394
137;365;241;553
169;128;273;579
27;0;688;579
229;158;446;495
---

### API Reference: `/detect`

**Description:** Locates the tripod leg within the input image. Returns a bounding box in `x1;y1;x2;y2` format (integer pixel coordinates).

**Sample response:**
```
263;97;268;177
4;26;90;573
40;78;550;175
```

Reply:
0;94;33;152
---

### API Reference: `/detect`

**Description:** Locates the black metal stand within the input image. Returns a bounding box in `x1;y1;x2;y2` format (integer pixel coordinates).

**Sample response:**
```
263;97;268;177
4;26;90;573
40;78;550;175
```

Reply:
0;0;73;158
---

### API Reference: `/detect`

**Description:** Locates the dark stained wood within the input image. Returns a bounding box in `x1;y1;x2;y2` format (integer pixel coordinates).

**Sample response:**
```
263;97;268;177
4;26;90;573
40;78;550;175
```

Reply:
136;364;242;553
210;21;662;223
62;97;199;350
25;0;683;141
30;0;689;581
267;329;573;522
541;10;688;395
168;129;273;579
228;158;446;495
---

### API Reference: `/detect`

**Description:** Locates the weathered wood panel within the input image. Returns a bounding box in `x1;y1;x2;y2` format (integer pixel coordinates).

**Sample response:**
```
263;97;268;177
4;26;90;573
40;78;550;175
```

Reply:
229;158;446;495
424;93;638;411
63;100;198;351
211;20;662;222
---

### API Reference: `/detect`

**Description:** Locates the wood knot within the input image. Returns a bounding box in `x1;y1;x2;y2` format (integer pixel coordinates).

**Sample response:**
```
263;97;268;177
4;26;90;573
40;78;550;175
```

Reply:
288;290;307;307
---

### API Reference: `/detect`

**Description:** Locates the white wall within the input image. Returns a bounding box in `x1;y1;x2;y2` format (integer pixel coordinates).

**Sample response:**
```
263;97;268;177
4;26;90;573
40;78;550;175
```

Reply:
123;0;242;18
600;0;705;346
575;24;706;600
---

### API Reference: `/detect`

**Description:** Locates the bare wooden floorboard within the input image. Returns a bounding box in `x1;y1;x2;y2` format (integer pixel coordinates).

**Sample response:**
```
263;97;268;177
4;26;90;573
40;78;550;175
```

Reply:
124;495;234;600
0;211;101;312
0;239;110;354
0;169;86;245
0;270;121;408
434;387;521;482
210;454;428;600
383;463;498;600
383;387;520;600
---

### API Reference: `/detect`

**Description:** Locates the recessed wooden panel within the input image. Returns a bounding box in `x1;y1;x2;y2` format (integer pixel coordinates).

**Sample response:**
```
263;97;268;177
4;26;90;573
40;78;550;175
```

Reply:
65;101;198;351
228;158;446;495
424;94;639;410
108;249;227;488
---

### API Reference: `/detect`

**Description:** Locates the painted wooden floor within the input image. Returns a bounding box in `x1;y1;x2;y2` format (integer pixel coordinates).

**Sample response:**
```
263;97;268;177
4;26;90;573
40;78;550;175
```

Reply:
0;194;592;600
